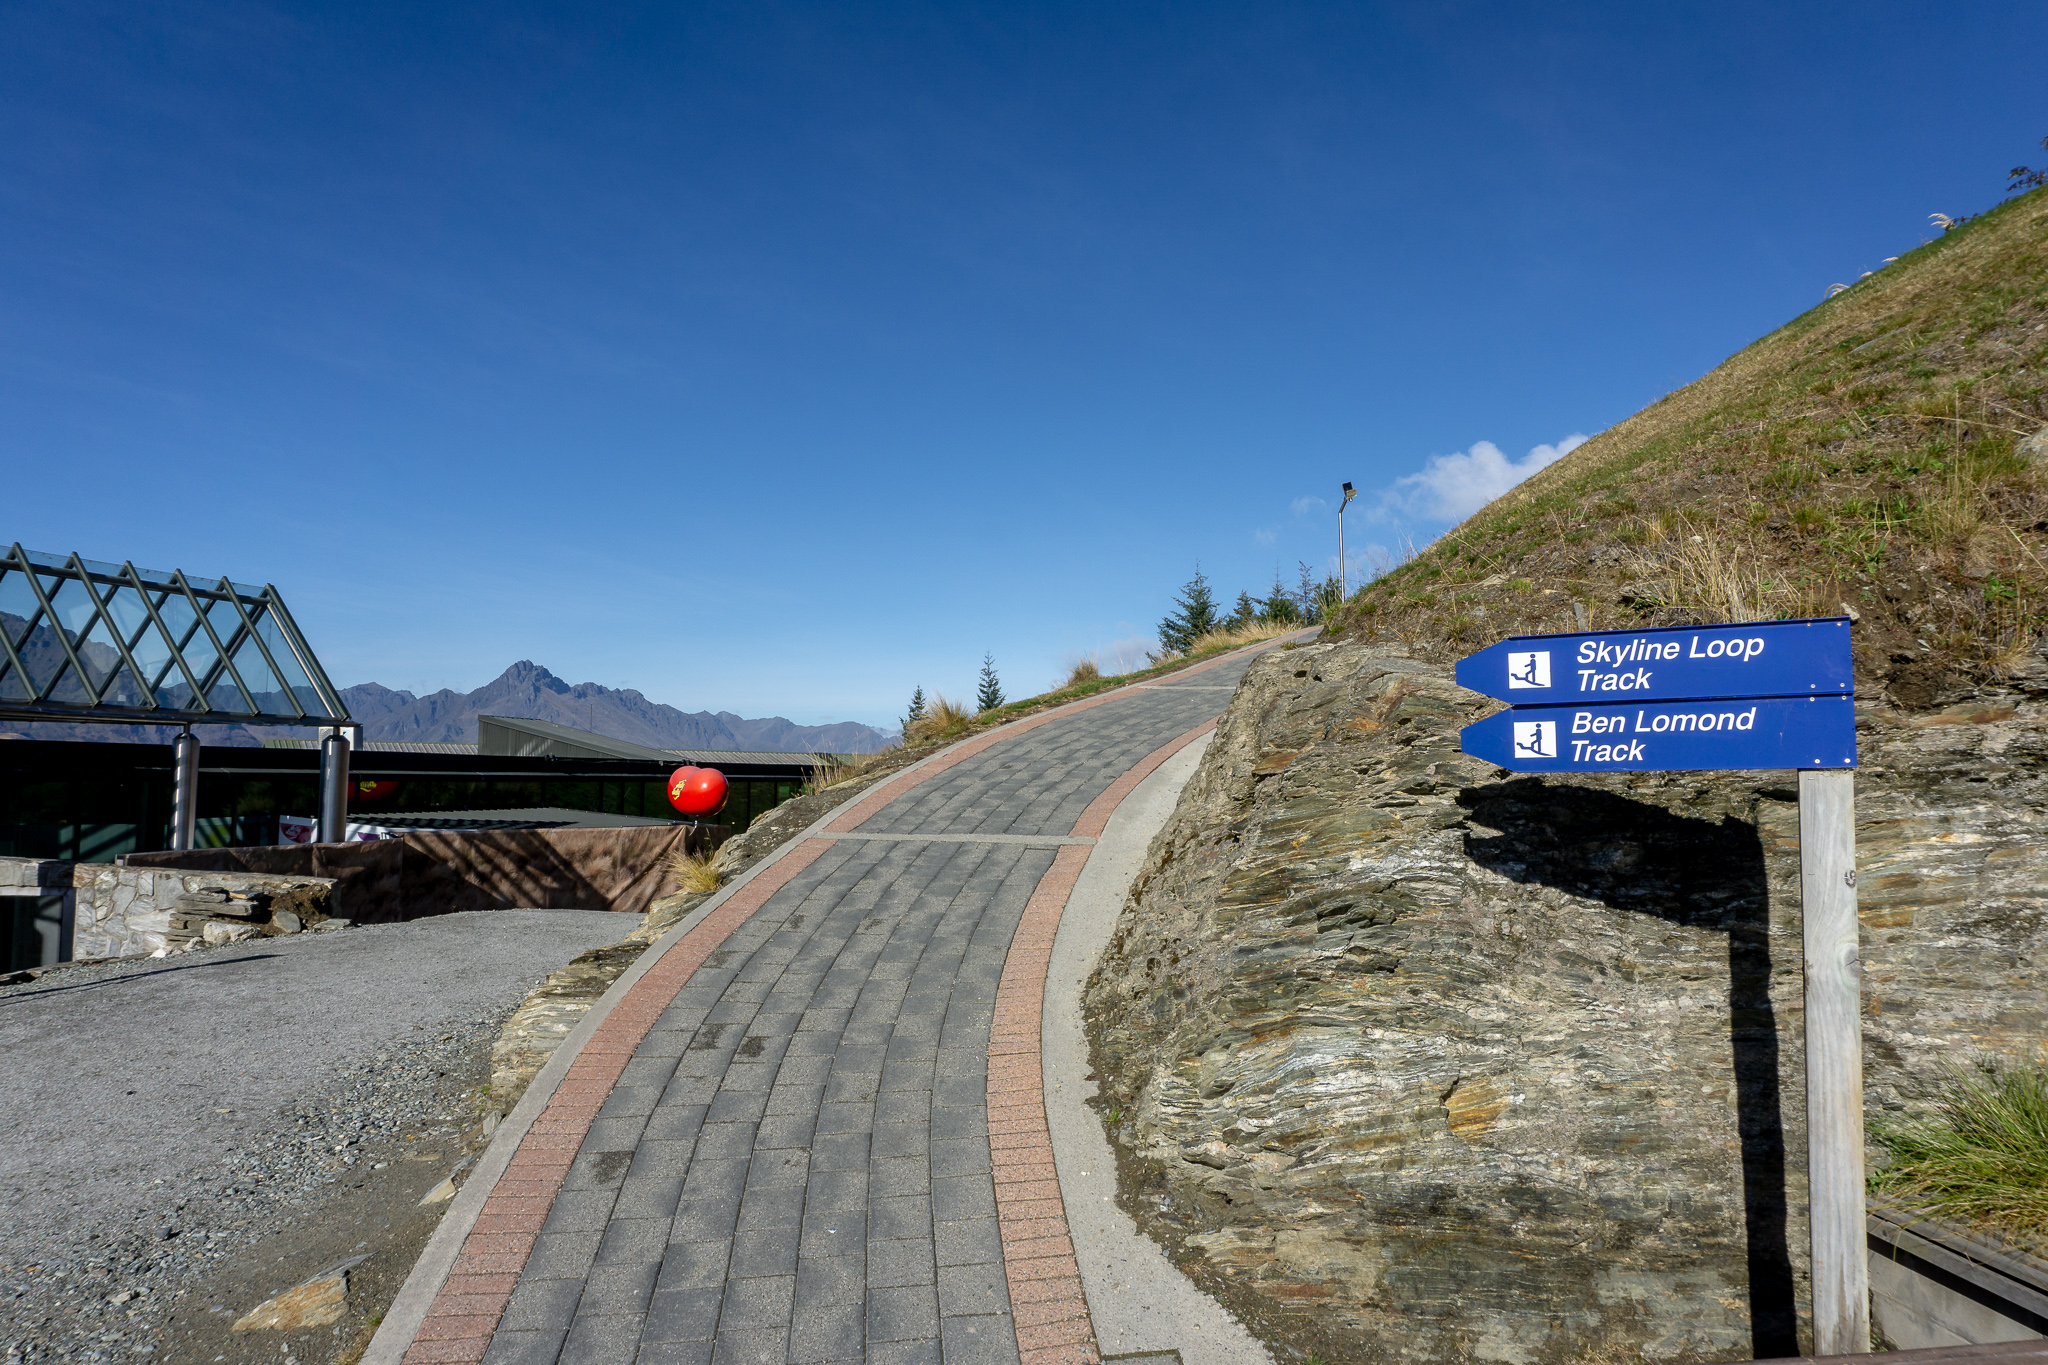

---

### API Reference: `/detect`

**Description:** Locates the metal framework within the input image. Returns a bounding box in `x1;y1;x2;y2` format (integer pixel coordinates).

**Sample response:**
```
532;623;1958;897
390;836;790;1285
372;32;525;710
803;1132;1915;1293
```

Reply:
0;544;351;728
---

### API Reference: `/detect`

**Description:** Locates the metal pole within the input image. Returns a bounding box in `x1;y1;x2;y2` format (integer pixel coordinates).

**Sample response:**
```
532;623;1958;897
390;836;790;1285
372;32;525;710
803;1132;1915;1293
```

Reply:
169;729;199;851
1799;767;1868;1356
1338;503;1347;597
319;731;351;844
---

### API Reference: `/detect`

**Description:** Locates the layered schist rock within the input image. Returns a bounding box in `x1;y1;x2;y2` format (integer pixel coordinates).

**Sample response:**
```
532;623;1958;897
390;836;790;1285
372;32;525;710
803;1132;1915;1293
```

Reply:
1083;639;2048;1365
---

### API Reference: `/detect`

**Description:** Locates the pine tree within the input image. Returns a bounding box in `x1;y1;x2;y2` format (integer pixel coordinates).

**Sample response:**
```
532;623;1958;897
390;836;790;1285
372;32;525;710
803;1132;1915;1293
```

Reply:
1259;568;1301;625
1229;590;1257;631
976;655;1005;712
1157;565;1220;655
903;686;926;731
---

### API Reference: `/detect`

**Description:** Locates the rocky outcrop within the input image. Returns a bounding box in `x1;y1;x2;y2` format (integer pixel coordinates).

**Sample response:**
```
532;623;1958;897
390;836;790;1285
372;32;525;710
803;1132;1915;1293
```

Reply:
1083;639;2048;1365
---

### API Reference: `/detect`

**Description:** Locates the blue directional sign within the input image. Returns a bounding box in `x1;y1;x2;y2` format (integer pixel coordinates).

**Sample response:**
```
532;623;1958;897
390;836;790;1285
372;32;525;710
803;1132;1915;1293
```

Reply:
1455;618;1853;705
1460;694;1857;773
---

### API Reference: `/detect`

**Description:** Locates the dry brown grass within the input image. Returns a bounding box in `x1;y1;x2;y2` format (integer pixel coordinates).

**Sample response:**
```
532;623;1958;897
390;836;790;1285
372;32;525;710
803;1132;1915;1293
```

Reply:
904;693;973;745
666;847;724;894
1184;619;1300;653
1063;658;1102;688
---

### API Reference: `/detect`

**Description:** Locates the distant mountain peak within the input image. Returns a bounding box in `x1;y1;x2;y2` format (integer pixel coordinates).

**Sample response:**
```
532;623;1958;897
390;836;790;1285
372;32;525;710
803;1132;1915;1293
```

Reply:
338;664;891;754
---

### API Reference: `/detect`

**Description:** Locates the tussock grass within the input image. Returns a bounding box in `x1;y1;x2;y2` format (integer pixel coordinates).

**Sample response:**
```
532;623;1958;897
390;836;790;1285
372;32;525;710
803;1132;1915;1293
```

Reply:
1063;658;1102;688
1871;1054;2048;1245
1181;619;1300;654
666;847;725;894
905;693;974;745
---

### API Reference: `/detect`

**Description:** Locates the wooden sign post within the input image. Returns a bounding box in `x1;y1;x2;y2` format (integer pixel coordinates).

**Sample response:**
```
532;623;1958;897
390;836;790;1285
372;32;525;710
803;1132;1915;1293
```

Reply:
1461;619;1869;1357
1800;768;1868;1356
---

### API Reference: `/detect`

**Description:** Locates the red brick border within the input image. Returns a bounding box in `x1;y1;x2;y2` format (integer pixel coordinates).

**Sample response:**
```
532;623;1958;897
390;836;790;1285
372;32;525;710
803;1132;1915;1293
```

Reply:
985;718;1221;1365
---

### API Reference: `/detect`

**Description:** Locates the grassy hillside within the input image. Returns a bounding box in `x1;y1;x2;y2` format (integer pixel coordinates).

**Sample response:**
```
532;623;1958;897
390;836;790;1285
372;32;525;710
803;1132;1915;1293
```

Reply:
1335;187;2048;707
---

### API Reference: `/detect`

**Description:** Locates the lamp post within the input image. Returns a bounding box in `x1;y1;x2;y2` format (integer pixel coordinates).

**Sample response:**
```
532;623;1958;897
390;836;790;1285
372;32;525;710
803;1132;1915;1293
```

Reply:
1338;482;1357;596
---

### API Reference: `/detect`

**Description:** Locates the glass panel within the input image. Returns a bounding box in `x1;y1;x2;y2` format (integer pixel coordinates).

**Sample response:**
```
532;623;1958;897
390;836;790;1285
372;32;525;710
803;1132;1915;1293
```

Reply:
150;591;210;708
96;659;150;708
43;654;90;704
202;596;254;712
0;567;39;648
251;607;322;714
227;630;286;715
0;660;28;700
11;590;67;696
73;612;125;693
101;585;174;686
43;574;99;644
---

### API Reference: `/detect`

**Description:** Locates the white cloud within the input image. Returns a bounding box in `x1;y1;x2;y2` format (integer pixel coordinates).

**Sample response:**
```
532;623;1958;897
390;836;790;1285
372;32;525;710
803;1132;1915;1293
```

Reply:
1384;433;1590;523
1290;495;1327;517
1252;527;1276;545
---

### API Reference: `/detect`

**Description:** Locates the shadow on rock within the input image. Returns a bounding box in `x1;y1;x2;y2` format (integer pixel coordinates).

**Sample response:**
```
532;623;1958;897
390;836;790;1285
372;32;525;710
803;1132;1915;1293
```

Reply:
1459;777;1799;1360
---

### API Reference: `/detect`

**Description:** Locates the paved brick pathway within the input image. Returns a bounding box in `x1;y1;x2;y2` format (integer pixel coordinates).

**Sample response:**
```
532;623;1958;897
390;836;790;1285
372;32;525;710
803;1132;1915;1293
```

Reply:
398;655;1270;1365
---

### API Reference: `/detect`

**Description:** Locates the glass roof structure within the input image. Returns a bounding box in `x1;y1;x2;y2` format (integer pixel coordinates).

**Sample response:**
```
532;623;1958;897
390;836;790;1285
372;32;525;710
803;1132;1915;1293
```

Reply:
0;544;350;728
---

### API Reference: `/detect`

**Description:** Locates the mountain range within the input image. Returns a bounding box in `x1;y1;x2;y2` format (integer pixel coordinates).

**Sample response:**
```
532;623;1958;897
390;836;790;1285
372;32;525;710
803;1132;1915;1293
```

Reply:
0;660;894;753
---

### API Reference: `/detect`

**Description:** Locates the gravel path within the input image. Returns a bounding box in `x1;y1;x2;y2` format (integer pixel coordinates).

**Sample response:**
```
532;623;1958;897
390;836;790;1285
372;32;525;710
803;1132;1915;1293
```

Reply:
0;909;634;1364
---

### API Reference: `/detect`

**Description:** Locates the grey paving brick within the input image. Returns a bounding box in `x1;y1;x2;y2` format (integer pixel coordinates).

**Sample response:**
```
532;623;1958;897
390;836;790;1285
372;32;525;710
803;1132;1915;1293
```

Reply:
635;1339;713;1365
814;1102;873;1135
561;1312;644;1365
680;1158;749;1199
635;1030;694;1059
734;1184;807;1230
937;1261;1010;1317
866;1283;941;1343
481;1328;568;1365
869;1195;931;1241
498;1275;585;1333
871;1123;928;1160
690;1122;756;1160
717;1273;795;1326
934;1215;1003;1267
627;1140;696;1180
866;1236;936;1288
792;1254;864;1308
929;1137;991;1178
578;1261;661;1316
869;1156;931;1198
752;1111;815;1149
641;1104;708;1143
808;1132;868;1172
799;1209;863;1257
594;1218;671;1266
585;1115;652;1150
929;1105;988;1139
612;1174;687;1220
667;1195;741;1245
567;1148;637;1192
707;1088;771;1121
742;1158;808;1199
930;1175;996;1222
525;1230;604;1279
543;1189;621;1235
727;1225;799;1279
786;1300;864;1364
939;1315;1022;1365
763;1081;827;1116
642;1286;724;1343
710;1328;788;1365
655;1239;730;1291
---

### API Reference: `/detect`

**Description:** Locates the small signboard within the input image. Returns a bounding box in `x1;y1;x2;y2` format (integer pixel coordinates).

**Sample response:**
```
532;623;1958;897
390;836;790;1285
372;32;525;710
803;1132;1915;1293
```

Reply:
1455;618;1853;705
1458;694;1856;773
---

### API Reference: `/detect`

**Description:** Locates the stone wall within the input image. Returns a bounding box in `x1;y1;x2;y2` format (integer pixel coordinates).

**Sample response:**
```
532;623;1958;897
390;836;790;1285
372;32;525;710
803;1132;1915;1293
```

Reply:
0;856;339;961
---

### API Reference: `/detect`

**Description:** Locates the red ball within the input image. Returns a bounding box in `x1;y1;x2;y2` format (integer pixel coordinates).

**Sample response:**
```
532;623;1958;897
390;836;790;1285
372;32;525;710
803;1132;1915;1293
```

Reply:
668;766;727;817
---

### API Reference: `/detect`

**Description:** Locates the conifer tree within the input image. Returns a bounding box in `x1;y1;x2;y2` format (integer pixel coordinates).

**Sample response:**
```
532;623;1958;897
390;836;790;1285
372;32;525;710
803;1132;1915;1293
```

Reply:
1229;590;1257;630
976;654;1005;712
1259;569;1301;625
903;686;927;732
1157;565;1219;655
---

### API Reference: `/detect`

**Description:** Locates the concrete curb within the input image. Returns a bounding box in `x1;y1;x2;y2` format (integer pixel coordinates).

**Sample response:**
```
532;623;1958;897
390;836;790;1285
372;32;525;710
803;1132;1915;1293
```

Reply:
1044;733;1276;1364
364;630;1307;1364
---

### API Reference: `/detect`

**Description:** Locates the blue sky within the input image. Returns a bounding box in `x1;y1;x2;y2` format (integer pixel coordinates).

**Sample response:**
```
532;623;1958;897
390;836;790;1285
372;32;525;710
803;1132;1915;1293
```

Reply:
5;2;2043;728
